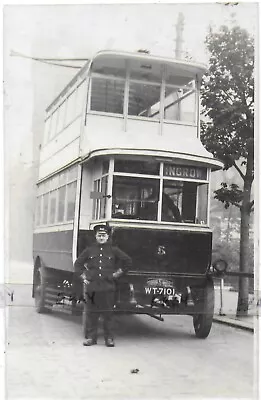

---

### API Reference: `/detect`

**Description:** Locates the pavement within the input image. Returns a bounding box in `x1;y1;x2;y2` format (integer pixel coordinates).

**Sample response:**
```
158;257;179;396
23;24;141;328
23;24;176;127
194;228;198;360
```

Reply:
213;282;259;332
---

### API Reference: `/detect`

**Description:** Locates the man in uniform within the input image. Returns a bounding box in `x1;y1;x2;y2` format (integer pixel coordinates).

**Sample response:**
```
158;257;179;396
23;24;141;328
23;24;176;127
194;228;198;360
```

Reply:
74;224;132;347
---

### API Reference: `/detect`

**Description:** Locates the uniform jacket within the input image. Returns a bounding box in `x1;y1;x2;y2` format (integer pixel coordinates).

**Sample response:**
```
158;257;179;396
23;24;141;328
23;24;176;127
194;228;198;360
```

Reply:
74;242;132;292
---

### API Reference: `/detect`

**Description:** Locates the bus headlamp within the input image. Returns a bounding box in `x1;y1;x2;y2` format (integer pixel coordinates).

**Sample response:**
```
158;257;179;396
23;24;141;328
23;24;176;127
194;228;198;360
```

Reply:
212;259;228;273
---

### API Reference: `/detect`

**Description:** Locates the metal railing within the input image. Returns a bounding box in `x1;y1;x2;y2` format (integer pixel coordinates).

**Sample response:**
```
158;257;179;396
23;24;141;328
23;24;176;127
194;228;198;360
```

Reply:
217;271;255;316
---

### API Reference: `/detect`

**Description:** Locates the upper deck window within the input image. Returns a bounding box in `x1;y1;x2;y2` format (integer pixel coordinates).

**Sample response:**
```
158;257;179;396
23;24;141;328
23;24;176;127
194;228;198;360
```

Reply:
164;73;196;123
65;91;77;126
128;81;161;119
89;58;198;124
49;112;58;140
90;76;125;114
57;101;66;133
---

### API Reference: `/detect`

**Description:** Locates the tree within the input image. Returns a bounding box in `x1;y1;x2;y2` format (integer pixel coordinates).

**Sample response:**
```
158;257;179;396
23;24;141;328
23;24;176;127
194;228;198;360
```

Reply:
200;25;254;316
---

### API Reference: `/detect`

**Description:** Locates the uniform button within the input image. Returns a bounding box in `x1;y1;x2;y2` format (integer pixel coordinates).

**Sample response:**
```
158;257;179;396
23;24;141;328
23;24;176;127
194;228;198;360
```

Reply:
100;247;103;250
99;274;102;277
99;267;102;269
100;254;102;256
99;260;102;263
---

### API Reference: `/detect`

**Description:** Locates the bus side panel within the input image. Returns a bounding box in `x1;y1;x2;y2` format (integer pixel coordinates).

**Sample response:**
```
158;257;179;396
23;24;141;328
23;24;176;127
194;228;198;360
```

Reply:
33;230;74;272
77;229;95;255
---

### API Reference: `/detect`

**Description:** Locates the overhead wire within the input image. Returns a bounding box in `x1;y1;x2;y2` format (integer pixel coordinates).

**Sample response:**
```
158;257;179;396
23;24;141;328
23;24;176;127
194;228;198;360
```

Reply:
10;50;89;69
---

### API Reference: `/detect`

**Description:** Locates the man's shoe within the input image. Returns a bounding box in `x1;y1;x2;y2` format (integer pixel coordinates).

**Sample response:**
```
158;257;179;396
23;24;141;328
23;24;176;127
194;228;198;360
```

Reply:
83;338;97;346
105;338;115;347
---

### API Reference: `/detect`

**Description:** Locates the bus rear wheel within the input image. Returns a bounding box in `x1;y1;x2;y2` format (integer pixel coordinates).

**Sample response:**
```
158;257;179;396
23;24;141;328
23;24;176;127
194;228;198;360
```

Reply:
34;267;51;313
192;278;214;339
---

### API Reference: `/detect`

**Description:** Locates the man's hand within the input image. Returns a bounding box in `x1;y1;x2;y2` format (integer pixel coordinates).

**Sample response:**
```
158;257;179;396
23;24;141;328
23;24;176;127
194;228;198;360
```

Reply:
113;268;123;279
80;273;90;285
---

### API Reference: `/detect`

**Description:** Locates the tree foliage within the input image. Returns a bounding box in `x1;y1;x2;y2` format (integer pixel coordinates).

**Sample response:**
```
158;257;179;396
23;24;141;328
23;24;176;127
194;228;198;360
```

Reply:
201;24;254;316
201;25;254;210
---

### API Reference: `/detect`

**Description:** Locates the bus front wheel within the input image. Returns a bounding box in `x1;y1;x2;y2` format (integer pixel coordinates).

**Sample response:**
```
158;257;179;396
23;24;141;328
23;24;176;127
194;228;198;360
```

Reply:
192;278;214;339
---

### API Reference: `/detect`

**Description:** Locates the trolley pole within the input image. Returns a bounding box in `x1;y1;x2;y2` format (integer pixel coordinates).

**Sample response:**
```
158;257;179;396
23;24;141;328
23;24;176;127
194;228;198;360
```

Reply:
175;12;184;59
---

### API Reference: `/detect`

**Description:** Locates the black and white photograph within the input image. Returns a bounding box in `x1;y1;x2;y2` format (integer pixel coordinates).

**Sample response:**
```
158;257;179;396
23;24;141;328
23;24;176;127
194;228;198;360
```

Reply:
2;2;259;399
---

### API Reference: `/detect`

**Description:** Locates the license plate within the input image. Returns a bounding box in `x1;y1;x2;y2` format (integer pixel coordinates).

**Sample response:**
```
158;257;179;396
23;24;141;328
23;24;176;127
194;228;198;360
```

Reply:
144;287;175;296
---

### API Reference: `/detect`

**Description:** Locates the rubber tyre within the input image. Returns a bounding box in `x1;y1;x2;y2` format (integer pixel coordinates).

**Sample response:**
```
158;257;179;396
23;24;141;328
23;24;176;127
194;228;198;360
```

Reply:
192;278;214;339
34;267;50;313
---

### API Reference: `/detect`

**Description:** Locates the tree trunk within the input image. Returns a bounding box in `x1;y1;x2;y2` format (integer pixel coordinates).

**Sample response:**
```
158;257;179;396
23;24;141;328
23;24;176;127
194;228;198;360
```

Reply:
236;153;253;317
236;207;250;316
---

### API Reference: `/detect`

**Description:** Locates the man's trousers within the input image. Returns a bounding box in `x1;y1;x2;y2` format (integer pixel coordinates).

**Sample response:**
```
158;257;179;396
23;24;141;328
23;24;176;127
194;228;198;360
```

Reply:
83;290;115;340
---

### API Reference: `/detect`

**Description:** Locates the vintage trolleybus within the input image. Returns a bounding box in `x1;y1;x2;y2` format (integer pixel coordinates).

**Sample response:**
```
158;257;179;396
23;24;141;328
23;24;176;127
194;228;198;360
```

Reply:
32;50;224;339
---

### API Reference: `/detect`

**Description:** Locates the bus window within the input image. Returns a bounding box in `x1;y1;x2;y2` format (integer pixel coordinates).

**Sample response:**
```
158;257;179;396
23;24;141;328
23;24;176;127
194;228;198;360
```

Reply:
92;179;100;220
66;181;77;221
90;76;125;114
196;183;208;224
164;77;196;123
92;173;109;220
49;190;57;224
100;176;108;219
65;91;76;126
162;182;183;222
162;180;208;224
114;160;160;175
59;171;67;186
112;176;159;220
181;182;197;223
35;196;42;226
67;165;78;182
102;160;109;175
56;101;66;134
128;82;161;119
57;186;66;222
42;193;49;225
49;112;58;140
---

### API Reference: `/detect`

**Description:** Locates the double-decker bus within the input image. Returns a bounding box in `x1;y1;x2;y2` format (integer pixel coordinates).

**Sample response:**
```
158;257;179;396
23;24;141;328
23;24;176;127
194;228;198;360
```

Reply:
32;50;224;338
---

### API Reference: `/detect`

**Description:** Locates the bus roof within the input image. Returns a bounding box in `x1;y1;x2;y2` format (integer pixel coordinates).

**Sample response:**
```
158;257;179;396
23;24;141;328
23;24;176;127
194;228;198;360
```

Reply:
46;50;208;113
92;50;208;78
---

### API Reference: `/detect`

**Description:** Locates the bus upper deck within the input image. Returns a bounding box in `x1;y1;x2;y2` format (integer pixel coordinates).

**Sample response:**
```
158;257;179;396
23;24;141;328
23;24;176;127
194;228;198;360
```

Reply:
38;50;222;181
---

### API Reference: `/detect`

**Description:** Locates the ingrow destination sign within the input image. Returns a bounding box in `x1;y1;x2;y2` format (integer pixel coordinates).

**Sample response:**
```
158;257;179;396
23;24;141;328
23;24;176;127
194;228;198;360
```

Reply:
163;165;207;180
